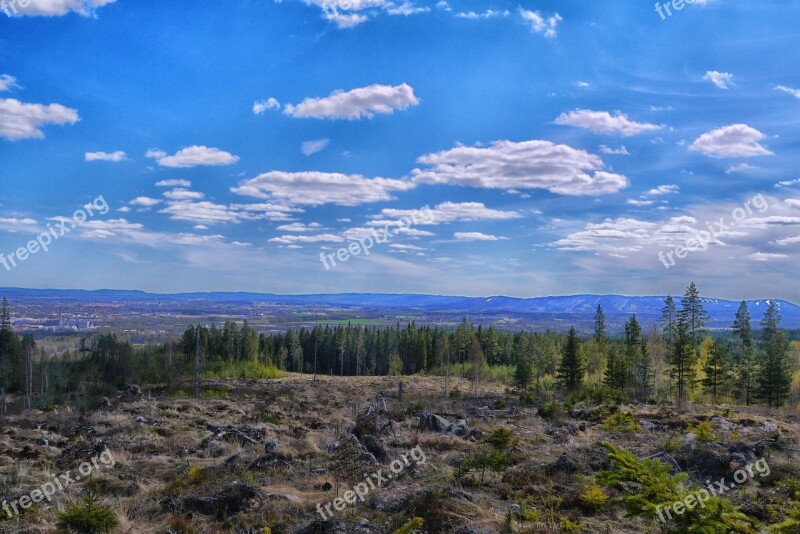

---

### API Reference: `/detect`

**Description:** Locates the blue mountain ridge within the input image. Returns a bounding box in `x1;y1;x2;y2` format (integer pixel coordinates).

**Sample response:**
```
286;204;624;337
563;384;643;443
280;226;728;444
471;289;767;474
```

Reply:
1;288;798;329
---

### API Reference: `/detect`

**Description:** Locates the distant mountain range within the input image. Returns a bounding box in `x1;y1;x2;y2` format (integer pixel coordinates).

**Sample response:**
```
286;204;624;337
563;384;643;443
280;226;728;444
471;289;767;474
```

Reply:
2;287;799;330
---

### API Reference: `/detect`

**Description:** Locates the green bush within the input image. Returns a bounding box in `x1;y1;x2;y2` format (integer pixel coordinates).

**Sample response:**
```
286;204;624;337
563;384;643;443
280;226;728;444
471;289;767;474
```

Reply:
687;421;716;443
56;492;118;534
600;411;641;432
537;399;563;420
393;517;424;534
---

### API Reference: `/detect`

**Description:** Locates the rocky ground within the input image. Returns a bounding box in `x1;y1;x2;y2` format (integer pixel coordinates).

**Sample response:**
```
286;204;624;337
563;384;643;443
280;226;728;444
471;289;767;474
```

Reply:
0;375;798;533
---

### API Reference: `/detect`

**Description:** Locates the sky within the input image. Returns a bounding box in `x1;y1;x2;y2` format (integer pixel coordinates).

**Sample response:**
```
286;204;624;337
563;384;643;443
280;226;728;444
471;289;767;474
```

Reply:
0;0;799;300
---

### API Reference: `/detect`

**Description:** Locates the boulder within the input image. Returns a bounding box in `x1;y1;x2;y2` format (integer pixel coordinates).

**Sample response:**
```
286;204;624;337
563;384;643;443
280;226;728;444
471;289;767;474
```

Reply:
418;411;450;432
445;419;469;437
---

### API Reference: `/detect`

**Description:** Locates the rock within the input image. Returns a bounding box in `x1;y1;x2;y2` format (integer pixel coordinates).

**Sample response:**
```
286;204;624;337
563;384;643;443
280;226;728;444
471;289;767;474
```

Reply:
445;419;469;437
360;435;393;462
711;416;738;431
762;421;779;434
547;452;579;474
418;411;450;433
294;519;349;534
179;483;260;520
135;415;158;426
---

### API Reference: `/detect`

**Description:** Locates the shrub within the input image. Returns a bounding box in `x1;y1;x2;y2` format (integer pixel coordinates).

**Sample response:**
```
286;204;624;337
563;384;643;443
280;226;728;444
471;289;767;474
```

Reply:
449;387;462;399
560;516;583;532
56;492;118;534
600;411;641;432
537;400;563;420
687;420;716;443
579;484;609;511
597;442;759;533
393;517;424;534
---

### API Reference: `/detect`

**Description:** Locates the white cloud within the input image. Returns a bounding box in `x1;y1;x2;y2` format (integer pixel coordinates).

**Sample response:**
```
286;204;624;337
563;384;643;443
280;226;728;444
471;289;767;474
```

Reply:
776;85;800;99
690;124;773;158
775;178;800;189
646;185;680;196
232;171;415;206
412;140;628;196
284;83;419;120
456;9;508;19
0;75;19;92
301;138;330;156
2;0;115;17
726;163;755;174
269;233;344;244
703;71;734;89
253;97;281;114
160;200;242;224
599;145;629;155
155;179;191;188
231;202;305;222
85;150;126;162
748;252;787;262
555;109;663;136
454;232;505;241
627;199;654;206
276;222;323;232
372;201;522;226
0;98;78;140
129;197;162;207
163;188;205;201
518;7;561;38
147;146;240;168
302;0;428;28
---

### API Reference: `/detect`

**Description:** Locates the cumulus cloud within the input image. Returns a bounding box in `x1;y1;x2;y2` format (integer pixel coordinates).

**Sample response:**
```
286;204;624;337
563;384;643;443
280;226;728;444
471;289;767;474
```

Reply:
0;98;79;140
155;179;191;188
370;202;522;226
163;188;205;201
302;0;428;28
269;233;344;244
646;185;680;196
301;138;330;156
146;146;240;168
2;0;115;17
456;9;508;19
689;124;773;158
276;222;323;232
518;8;561;38
159;200;243;225
412;140;628;196
231;171;415;206
129;197;162;208
253;97;281;114
85;150;126;162
726;163;755;174
703;71;734;89
555;109;663;136
284;83;419;120
454;232;505;241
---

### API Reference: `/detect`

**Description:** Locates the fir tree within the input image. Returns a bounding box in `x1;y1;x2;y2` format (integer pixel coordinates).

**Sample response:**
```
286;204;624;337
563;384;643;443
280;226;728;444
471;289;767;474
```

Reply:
557;327;584;391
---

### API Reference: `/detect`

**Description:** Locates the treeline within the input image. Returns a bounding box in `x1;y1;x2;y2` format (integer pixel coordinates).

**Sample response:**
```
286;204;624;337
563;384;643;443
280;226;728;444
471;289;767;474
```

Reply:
0;283;797;410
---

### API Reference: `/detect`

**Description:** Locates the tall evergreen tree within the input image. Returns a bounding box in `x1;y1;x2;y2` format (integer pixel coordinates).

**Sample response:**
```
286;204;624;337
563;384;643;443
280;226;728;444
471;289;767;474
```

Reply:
702;340;727;403
660;295;678;346
669;323;696;402
732;301;756;405
557;327;584;391
594;304;606;345
758;302;792;408
678;282;708;350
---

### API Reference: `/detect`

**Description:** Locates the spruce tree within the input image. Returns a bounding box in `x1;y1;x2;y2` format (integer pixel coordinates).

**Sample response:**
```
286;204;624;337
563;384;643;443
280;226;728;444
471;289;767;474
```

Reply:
557;327;584;392
702;340;727;403
660;295;678;346
678;282;708;350
669;323;696;402
758;302;792;407
732;301;756;405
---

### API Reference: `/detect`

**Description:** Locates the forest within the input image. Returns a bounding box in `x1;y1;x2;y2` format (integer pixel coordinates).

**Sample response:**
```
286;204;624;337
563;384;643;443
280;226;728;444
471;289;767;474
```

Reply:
0;282;797;412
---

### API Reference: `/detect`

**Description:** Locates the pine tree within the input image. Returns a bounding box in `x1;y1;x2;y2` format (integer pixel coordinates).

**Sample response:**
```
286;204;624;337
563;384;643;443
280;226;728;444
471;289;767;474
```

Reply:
702;340;727;403
732;301;756;405
660;295;678;346
557;327;584;391
758;302;791;408
594;304;606;346
669;324;696;402
678;282;708;350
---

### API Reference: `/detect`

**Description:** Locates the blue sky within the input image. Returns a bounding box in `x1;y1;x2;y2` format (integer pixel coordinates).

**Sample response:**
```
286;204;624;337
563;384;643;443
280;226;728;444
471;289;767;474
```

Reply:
1;0;800;300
